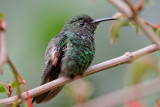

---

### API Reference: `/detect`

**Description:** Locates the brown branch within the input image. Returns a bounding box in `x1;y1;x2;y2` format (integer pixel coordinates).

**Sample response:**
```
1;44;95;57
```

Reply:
134;0;145;11
124;0;137;16
73;77;160;107
0;43;158;105
109;0;160;50
108;0;133;18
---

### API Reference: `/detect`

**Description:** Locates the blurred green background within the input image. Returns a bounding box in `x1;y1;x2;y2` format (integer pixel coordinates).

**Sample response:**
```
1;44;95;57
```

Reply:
0;0;160;107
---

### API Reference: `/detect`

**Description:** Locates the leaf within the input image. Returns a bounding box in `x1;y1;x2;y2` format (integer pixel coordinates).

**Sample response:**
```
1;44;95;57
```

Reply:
127;56;158;85
0;12;3;19
109;15;127;44
12;102;18;107
156;29;160;38
0;82;7;87
143;0;152;7
12;80;20;89
23;101;29;107
153;28;160;38
129;22;140;36
135;25;139;35
0;86;7;93
129;61;150;85
0;83;7;93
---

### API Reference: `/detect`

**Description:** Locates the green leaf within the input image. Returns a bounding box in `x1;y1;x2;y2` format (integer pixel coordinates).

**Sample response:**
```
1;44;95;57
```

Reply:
0;87;7;93
23;101;29;107
12;102;18;107
0;12;3;19
0;83;7;93
127;56;158;85
0;82;7;87
153;28;160;38
129;61;150;84
135;25;139;35
109;15;127;44
12;80;20;89
144;0;152;7
157;29;160;38
131;23;140;36
153;28;157;32
127;21;141;36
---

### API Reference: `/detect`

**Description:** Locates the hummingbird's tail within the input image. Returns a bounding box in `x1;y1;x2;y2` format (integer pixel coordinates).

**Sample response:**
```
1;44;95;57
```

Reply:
32;57;63;104
32;86;64;104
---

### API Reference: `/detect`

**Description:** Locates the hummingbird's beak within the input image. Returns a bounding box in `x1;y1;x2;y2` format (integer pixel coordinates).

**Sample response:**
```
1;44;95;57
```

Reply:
91;18;118;24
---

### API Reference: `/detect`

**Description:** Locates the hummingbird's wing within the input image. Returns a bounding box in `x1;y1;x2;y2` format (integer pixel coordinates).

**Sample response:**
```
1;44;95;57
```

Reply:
32;35;66;104
40;37;61;84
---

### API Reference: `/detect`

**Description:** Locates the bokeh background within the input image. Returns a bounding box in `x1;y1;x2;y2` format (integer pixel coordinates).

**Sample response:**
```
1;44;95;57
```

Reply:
0;0;160;107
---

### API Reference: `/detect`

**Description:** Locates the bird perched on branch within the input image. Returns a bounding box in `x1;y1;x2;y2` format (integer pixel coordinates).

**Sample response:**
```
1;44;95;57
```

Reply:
32;14;117;104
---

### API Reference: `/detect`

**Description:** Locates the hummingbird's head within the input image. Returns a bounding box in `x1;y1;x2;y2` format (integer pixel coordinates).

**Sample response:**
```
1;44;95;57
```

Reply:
63;14;117;34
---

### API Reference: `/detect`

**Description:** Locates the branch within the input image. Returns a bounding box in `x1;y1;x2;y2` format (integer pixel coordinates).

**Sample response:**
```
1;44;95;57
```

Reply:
109;0;160;50
144;21;160;29
108;0;133;18
73;77;160;107
0;43;158;105
134;0;145;11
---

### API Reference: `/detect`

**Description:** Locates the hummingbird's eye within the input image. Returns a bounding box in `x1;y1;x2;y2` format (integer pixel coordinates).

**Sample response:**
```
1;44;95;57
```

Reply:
78;22;85;26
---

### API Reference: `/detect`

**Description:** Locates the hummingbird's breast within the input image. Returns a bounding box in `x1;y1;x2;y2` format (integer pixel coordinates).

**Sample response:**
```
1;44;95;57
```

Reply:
61;32;95;76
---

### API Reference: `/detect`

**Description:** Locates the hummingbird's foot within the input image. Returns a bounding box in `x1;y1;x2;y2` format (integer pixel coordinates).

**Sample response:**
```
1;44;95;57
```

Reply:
71;75;83;81
69;75;75;79
69;74;83;79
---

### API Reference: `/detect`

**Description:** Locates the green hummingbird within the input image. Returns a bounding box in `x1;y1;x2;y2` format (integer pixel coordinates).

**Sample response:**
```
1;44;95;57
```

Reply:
32;14;117;104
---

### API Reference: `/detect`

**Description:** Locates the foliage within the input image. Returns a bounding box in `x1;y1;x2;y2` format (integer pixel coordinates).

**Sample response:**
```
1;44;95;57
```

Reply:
127;56;159;85
109;13;140;44
0;81;20;97
0;83;7;93
0;12;3;19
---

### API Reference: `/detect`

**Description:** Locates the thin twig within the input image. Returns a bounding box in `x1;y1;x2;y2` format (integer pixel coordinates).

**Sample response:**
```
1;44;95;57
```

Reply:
73;77;160;107
144;21;160;29
8;59;21;99
0;43;158;105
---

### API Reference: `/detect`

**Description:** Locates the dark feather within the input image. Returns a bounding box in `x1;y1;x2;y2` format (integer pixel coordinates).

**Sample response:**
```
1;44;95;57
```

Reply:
32;55;63;103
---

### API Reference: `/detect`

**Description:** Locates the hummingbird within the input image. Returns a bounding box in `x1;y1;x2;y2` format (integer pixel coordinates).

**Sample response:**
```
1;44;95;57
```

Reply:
32;14;117;104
